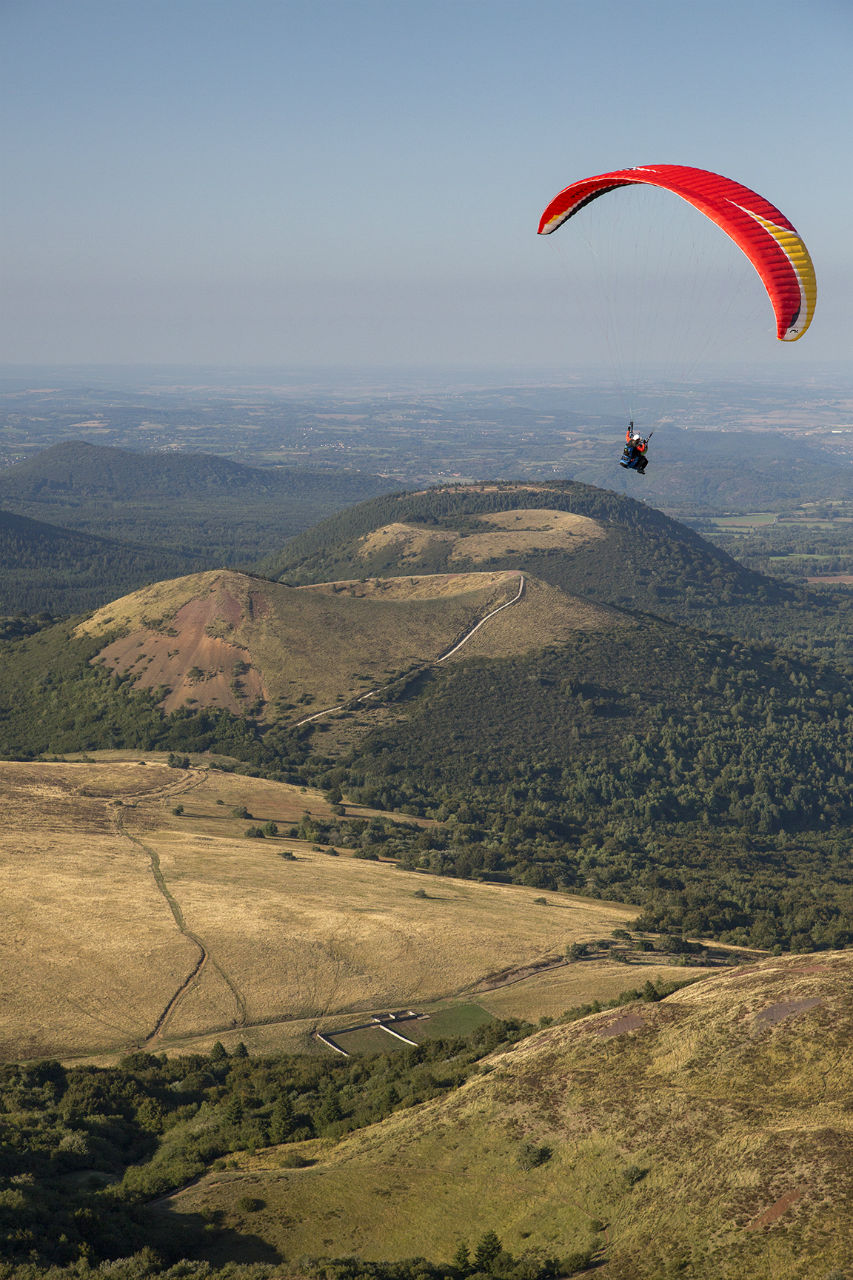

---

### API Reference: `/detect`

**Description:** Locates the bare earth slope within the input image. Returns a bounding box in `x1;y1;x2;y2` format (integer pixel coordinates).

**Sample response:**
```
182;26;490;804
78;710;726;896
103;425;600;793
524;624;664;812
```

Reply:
166;951;853;1280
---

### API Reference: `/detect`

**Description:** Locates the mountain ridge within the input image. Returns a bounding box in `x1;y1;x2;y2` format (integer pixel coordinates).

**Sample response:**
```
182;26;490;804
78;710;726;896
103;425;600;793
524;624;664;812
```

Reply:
0;439;391;502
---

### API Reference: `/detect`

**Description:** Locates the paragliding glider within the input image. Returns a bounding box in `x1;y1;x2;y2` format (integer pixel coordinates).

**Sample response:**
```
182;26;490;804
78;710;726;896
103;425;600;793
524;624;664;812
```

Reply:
538;164;817;474
621;423;650;473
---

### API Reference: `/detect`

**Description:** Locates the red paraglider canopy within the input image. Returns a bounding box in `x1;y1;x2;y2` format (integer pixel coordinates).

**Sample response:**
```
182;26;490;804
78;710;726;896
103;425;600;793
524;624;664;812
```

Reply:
538;164;816;341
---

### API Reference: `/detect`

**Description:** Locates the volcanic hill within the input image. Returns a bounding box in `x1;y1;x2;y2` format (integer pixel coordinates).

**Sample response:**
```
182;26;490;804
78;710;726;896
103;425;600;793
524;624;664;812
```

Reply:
263;479;853;657
75;566;621;720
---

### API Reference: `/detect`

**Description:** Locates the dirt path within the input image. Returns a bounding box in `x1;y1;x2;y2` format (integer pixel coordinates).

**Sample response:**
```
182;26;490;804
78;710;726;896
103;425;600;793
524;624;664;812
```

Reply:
436;572;525;661
110;770;248;1045
296;573;525;726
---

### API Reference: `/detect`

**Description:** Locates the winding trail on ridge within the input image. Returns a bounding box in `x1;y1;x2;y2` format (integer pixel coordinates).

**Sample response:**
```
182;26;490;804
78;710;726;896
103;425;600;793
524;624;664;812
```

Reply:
296;573;525;727
110;771;247;1046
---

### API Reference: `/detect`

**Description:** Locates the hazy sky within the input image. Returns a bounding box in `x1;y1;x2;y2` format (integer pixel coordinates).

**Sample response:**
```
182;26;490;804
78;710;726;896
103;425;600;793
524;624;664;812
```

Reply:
1;0;850;371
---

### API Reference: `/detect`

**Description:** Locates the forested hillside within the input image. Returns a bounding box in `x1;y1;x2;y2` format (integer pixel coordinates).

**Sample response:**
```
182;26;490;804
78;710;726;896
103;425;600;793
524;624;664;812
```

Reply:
0;440;389;503
0;508;201;615
0;480;850;951
317;620;853;949
265;482;853;661
0;441;395;609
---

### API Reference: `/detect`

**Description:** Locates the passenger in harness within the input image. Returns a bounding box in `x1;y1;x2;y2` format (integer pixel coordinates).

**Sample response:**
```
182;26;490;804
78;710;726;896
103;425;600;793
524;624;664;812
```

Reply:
620;422;649;474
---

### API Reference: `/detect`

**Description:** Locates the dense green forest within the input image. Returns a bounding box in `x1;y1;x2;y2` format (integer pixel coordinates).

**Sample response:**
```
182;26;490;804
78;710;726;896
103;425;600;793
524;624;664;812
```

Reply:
0;509;202;615
0;442;394;611
314;622;853;951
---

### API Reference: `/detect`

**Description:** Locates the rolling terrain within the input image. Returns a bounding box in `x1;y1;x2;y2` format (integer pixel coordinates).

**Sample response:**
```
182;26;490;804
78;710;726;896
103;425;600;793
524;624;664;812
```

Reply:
0;756;704;1062
1;482;851;953
163;950;853;1280
0;439;390;507
0;440;395;610
1;473;852;1280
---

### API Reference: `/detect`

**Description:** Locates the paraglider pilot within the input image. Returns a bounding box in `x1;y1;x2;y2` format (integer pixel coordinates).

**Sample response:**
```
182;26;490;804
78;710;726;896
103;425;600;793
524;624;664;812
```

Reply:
620;422;649;474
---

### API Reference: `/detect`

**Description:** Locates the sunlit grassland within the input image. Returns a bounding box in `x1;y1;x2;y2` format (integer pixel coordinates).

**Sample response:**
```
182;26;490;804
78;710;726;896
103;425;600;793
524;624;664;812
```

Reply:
0;755;648;1062
474;956;716;1023
164;952;853;1280
130;809;639;1046
0;759;199;1060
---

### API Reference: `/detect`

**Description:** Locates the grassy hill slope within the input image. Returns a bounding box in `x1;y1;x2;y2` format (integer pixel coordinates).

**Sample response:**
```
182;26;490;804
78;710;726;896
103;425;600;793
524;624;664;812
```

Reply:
165;950;853;1280
0;503;851;952
73;567;611;720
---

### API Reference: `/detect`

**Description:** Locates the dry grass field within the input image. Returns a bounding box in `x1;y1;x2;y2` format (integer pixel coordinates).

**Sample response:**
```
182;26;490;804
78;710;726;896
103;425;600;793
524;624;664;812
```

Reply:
0;755;687;1063
439;575;628;664
163;951;853;1280
473;956;709;1023
356;508;605;567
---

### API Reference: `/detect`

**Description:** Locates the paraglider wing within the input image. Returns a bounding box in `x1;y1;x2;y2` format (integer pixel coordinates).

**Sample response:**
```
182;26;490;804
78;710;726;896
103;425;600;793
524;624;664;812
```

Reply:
538;164;816;341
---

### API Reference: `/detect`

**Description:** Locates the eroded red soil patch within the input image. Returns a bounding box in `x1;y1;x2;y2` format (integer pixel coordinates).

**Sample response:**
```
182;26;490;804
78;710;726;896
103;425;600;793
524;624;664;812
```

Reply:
94;582;268;713
745;1187;805;1230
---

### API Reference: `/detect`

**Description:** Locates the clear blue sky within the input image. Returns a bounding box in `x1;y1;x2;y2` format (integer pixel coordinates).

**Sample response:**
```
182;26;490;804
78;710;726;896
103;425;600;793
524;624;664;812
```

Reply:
1;0;850;371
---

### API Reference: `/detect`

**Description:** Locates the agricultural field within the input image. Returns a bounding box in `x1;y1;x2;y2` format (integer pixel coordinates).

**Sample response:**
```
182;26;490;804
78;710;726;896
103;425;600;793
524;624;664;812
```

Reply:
0;754;707;1063
697;500;853;587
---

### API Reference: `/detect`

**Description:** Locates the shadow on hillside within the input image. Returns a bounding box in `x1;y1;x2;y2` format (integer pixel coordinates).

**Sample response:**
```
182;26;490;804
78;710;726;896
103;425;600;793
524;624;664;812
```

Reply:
153;1205;282;1267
